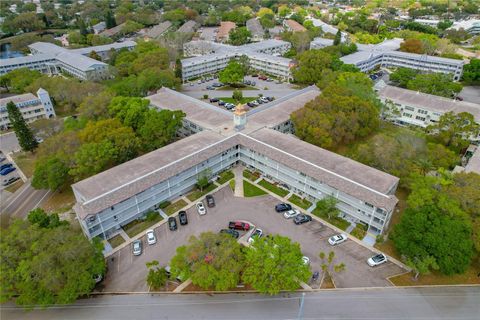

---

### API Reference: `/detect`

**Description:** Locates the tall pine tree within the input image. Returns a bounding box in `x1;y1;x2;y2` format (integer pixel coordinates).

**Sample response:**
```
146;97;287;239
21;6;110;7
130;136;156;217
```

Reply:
105;10;117;29
333;30;342;46
6;101;38;152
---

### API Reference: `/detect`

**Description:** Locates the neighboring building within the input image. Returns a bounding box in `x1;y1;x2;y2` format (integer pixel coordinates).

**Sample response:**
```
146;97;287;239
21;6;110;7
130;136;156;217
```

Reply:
177;20;197;33
449;19;480;35
72;86;399;240
377;84;480;142
307;17;338;35
283;19;307;32
311;37;464;80
92;21;106;35
216;21;236;43
0;88;55;130
268;26;285;38
144;21;172;40
0;41;136;81
99;22;126;38
246;18;265;42
181;39;293;81
413;19;440;27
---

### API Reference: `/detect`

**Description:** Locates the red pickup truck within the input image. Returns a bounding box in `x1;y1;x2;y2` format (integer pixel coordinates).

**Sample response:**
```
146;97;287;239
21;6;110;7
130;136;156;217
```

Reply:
228;221;250;231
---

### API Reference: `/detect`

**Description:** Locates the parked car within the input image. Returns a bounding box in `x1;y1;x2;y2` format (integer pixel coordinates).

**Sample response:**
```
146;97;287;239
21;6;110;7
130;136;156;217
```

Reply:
251;74;258;77
251;81;256;86
197;80;202;84
284;209;301;219
248;228;263;244
93;273;104;284
210;98;219;103
132;240;142;256
455;96;464;101
196;202;206;215
266;78;273;82
275;203;292;212
0;163;13;171
302;256;310;265
0;157;6;163
367;253;388;267
206;194;215;207
2;176;20;186
256;99;264;104
294;214;312;225
218;100;226;106
266;96;274;101
178;210;188;225
220;228;240;239
168;217;178;231
206;86;215;90
328;234;347;246
247;102;255;107
260;97;269;103
0;166;16;176
251;100;259;106
225;103;235;109
146;230;156;245
229;221;250;231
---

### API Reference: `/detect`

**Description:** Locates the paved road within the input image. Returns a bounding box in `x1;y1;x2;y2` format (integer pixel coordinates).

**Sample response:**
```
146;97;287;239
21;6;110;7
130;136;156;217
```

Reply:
459;86;480;104
0;179;50;220
102;186;404;292
2;286;479;319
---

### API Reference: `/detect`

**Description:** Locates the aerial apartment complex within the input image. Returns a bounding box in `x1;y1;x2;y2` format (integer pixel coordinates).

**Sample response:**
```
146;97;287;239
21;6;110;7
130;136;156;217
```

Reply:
72;87;399;240
311;37;464;80
0;41;136;81
0;88;55;130
377;84;480;142
181;39;294;81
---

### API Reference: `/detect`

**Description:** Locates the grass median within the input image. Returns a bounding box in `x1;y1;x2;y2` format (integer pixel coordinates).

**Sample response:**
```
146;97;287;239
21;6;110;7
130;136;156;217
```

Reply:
258;179;289;197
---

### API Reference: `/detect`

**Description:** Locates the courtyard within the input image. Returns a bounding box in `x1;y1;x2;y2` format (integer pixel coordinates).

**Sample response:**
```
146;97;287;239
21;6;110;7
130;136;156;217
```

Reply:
100;185;405;293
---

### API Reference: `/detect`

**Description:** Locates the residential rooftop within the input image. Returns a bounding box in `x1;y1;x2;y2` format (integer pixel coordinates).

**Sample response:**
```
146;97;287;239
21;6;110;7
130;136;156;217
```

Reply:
285;19;307;32
145;21;172;39
0;93;38;106
177;20;197;33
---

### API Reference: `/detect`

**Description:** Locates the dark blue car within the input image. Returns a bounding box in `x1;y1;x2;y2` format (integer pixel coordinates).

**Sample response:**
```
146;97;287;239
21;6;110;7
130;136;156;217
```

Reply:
0;163;13;171
0;166;16;176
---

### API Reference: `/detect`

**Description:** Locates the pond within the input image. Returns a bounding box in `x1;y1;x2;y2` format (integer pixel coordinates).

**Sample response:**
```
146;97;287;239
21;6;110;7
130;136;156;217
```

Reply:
0;43;24;59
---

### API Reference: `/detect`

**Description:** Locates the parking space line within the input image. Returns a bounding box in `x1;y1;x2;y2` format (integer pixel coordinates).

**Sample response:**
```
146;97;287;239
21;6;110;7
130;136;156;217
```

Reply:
117;250;120;273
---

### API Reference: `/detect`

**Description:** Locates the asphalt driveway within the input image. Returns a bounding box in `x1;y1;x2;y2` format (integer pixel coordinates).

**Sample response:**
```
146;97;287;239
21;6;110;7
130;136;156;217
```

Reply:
101;186;405;292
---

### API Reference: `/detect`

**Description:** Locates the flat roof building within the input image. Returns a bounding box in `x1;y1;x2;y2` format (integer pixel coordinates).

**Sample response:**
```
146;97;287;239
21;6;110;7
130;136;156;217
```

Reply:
177;20;197;33
0;41;136;81
181;39;293;81
449;19;480;35
0;88;55;130
246;18;265;42
72;86;399;240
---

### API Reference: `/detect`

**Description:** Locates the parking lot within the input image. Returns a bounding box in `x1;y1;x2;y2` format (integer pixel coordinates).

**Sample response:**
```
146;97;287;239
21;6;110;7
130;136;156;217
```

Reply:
102;186;405;292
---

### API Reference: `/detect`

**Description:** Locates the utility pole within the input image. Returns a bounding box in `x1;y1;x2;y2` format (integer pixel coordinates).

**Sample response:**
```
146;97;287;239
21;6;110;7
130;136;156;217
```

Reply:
298;292;306;320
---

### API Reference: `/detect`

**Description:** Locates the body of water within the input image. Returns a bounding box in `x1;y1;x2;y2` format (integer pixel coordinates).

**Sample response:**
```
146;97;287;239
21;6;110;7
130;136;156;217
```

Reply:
0;43;24;59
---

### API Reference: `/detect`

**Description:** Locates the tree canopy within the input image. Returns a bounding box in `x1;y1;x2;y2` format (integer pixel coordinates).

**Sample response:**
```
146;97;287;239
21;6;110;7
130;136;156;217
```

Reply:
229;27;251;46
219;60;245;85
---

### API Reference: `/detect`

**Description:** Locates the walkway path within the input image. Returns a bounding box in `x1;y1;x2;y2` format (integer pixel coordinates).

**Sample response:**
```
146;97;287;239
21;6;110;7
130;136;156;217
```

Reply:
233;166;244;197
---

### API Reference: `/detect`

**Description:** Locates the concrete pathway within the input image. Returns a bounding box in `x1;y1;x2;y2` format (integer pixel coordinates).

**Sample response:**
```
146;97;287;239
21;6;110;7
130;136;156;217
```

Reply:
362;233;377;247
306;203;316;213
346;222;356;234
233;166;244;197
181;195;191;204
172;279;192;293
157;209;168;220
118;229;131;241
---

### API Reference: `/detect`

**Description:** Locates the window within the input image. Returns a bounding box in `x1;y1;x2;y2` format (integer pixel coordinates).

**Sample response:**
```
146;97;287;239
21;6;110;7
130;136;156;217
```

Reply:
416;116;426;121
417;109;428;115
404;106;414;111
403;112;412;118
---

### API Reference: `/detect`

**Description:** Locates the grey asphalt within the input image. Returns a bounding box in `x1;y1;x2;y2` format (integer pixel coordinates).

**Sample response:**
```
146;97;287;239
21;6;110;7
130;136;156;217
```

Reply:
459;86;480;104
0;132;20;154
101;186;404;293
2;286;479;319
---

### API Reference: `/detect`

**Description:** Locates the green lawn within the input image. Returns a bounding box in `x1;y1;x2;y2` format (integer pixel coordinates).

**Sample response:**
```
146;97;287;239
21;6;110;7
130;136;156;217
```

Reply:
288;194;312;210
216;97;257;104
350;224;368;240
11;151;38;178
4;180;24;193
163;199;188;216
123;214;164;238
258;179;289;197
243;169;260;182
217;170;234;185
217;85;258;91
229;179;235;191
243;180;267;197
186;183;217;202
108;234;126;249
311;208;350;231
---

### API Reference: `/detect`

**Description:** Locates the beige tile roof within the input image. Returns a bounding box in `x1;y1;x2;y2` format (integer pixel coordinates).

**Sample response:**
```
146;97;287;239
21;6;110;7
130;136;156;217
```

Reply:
0;93;38;106
217;21;236;41
285;19;307;32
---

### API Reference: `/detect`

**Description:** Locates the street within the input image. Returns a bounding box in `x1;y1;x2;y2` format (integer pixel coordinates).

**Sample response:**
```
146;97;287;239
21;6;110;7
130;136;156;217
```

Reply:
1;286;479;319
0;179;50;220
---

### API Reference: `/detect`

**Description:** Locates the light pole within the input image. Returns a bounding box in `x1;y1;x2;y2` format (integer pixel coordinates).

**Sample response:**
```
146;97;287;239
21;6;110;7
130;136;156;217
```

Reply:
298;292;306;320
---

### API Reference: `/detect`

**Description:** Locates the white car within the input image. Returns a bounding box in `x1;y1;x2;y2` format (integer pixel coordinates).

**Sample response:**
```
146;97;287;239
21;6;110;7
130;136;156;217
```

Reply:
248;228;263;244
302;256;310;265
284;209;301;219
196;202;206;215
328;234;347;246
367;253;387;267
146;230;156;245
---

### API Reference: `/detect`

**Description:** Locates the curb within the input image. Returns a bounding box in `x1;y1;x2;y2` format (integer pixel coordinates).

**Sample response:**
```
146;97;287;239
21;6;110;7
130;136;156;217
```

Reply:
6;151;27;182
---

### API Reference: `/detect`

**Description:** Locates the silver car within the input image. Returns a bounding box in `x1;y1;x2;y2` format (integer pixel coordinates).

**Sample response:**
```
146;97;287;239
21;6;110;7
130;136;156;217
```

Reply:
132;240;142;256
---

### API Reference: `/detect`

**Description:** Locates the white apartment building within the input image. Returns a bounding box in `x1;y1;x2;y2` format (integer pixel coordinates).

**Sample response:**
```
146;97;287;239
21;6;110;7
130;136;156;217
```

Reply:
311;37;464;80
0;41;136;81
377;84;480;142
449;19;480;35
181;39;293;81
0;88;56;130
72;86;399;240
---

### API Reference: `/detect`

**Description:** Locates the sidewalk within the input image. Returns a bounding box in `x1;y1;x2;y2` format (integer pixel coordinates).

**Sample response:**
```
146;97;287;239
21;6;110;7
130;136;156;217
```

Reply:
233;166;244;197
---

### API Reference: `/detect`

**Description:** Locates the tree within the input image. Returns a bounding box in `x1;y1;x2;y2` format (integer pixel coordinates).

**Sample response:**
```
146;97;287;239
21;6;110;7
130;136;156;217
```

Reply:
278;5;291;18
315;196;339;219
232;89;243;102
78;90;114;120
427;111;479;151
32;156;69;191
319;251;346;285
390;67;418;88
108;97;150;131
88;50;102;61
257;7;274;19
243;234;311;295
137;109;185;152
392;204;473;275
229;27;251;46
27;208;66;229
6;101;38;152
0;68;42;93
399;38;424;54
70;140;117;180
121;20;143;35
0;218;105;306
293;50;336;84
333;30;342;46
406;73;463;98
170;232;245;291
105;10;117;29
219;61;244;86
462;58;480;85
146;261;167;290
196;169;211;191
